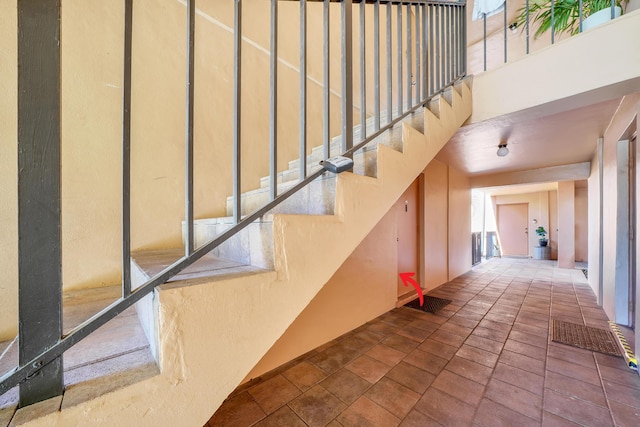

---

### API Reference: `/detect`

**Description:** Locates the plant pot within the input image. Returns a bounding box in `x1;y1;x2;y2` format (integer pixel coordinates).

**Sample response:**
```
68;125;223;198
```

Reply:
582;6;622;31
539;240;548;247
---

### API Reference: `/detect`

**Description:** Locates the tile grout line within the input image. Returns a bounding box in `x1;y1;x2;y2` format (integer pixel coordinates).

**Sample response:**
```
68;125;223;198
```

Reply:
574;271;619;427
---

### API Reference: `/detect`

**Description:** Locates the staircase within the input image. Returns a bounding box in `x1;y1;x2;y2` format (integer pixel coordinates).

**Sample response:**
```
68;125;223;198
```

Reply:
1;78;471;426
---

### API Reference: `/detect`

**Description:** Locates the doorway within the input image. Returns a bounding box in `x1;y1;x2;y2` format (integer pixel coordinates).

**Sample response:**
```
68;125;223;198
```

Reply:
497;203;529;256
396;177;421;300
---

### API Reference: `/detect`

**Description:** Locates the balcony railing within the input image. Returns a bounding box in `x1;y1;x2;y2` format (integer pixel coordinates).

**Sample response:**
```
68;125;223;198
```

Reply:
1;0;466;408
478;0;623;72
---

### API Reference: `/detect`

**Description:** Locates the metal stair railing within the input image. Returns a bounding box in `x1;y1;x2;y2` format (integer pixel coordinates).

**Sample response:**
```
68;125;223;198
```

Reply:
1;0;466;407
478;0;623;72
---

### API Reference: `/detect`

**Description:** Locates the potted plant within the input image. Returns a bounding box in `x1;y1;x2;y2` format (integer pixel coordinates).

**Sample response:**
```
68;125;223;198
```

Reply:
535;226;549;246
515;0;625;39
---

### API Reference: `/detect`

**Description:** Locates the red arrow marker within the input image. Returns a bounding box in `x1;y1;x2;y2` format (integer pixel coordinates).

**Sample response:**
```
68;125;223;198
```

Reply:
399;272;423;306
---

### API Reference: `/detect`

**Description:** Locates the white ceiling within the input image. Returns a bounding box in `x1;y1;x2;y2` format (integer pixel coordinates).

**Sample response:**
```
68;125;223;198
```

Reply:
435;97;623;177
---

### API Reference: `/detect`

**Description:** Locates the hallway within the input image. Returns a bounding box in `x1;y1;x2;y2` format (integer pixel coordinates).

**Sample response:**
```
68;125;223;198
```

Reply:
208;258;640;426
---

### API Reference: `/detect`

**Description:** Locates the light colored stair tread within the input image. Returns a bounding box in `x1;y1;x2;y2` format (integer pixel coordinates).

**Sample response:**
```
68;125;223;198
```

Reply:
132;249;269;285
0;404;16;427
0;286;155;414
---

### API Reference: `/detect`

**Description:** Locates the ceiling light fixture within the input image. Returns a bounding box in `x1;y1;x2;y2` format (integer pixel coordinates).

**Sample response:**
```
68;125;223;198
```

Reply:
497;144;509;157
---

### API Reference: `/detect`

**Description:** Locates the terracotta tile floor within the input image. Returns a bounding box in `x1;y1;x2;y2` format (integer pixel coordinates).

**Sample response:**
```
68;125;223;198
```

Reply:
207;258;640;426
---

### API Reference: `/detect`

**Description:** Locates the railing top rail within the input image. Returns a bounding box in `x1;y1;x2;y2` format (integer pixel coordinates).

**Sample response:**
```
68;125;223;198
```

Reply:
281;0;466;5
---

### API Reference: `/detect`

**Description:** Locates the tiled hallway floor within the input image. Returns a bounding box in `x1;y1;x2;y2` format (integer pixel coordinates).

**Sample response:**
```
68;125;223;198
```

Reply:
207;258;640;426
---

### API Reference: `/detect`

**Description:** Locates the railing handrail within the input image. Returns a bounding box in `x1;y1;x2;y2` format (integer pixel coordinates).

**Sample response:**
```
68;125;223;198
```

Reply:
2;0;466;406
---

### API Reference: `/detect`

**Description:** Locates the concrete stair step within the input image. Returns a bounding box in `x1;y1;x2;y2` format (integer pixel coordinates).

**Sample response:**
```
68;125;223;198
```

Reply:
0;285;158;424
258;103;433;190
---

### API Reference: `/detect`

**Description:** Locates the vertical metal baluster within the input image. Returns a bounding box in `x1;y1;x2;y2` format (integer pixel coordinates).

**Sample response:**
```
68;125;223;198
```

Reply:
453;5;458;79
436;6;441;88
386;1;392;123
526;0;530;54
270;0;278;200
422;4;427;100
503;1;507;64
610;0;616;19
459;5;463;77
406;3;412;109
483;12;486;71
415;4;420;106
579;0;583;33
447;5;456;82
299;0;307;178
341;0;353;154
429;5;434;96
551;0;555;44
359;0;366;141
17;0;64;406
462;3;467;75
446;5;450;85
373;0;380;131
185;0;195;255
122;0;133;296
233;0;242;223
396;3;402;114
323;0;330;159
440;5;444;86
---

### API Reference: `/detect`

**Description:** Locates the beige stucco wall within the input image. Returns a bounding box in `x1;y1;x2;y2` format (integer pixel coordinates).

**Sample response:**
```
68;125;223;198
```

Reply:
423;159;449;290
597;94;640;321
557;181;576;268
575;186;588;262
448;166;472;279
549;190;559;260
244;207;398;381
588;147;601;301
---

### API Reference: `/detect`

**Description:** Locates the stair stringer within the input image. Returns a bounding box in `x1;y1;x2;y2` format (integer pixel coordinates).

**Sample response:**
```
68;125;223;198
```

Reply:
18;81;471;427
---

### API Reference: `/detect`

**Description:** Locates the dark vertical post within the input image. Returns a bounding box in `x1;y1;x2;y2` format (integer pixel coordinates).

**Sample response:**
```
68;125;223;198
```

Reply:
341;0;353;154
323;0;330;159
233;0;242;223
270;0;278;199
17;0;64;406
122;0;133;296
185;0;195;255
299;0;307;178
